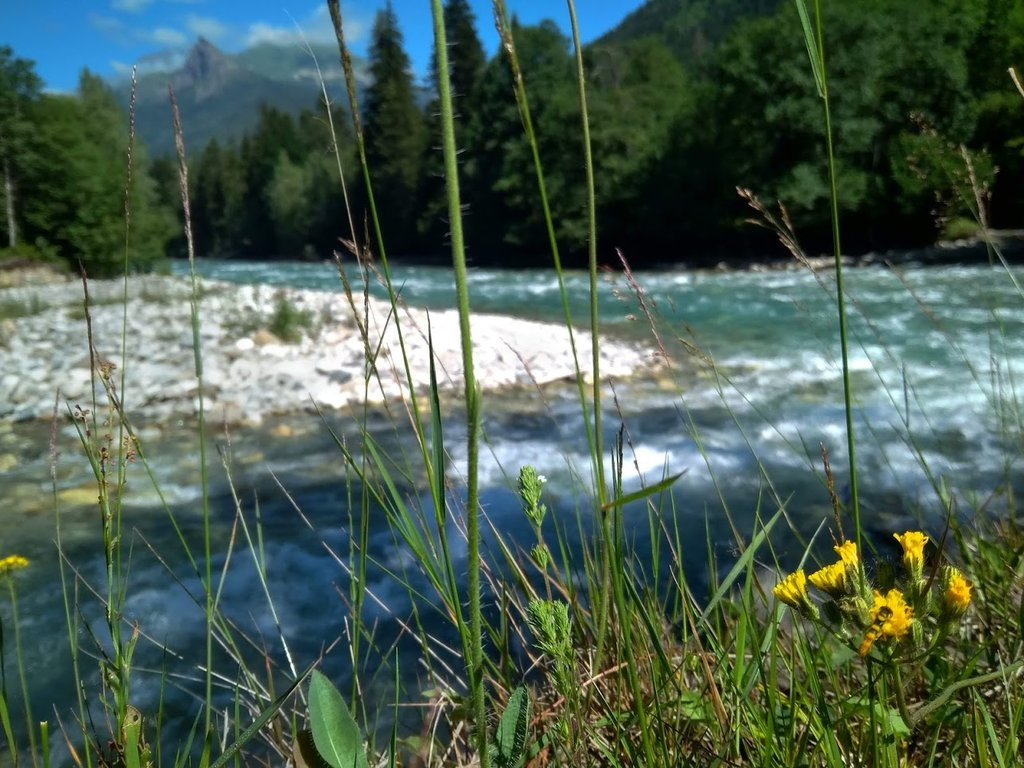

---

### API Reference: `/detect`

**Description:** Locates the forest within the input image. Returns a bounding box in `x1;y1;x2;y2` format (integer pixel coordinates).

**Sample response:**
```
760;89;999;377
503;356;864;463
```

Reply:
2;0;1023;276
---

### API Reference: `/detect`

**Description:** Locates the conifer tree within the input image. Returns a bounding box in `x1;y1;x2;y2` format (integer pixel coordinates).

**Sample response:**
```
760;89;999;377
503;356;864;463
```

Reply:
363;2;427;253
419;0;487;250
239;105;305;257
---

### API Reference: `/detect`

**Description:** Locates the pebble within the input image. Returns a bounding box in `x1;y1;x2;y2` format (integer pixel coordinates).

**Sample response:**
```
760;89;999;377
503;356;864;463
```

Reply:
0;275;657;427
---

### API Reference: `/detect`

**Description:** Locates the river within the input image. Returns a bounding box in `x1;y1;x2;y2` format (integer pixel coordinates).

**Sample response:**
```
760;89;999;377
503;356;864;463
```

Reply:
2;257;1022;760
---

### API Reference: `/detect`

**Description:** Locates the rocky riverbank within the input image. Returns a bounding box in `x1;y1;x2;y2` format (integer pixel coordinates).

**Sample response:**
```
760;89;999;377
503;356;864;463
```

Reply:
0;275;657;426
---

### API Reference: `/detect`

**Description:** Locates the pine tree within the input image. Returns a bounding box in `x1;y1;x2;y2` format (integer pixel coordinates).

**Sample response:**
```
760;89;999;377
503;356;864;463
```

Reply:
239;105;304;257
193;139;247;257
363;2;427;253
419;0;487;250
464;20;579;260
440;0;486;118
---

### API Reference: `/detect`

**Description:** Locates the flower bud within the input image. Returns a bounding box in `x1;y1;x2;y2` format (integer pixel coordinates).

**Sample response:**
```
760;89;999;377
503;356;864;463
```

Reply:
894;531;928;584
940;566;972;620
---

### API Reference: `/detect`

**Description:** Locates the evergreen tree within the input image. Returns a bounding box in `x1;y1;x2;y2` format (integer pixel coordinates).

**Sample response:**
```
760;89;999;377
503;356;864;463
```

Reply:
465;20;580;262
419;0;487;251
438;0;486;119
363;2;427;254
0;47;42;250
193;139;246;257
296;101;357;252
239;105;304;257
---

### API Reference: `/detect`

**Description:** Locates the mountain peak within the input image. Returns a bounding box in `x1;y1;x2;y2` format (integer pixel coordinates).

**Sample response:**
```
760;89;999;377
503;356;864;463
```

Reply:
177;37;237;99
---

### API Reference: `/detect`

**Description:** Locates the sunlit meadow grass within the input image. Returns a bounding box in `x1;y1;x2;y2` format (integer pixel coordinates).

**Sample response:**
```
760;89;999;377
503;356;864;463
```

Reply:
1;1;1023;767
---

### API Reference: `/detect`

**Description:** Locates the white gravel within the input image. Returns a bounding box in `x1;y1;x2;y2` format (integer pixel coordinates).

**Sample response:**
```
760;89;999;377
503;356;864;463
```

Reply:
0;275;657;425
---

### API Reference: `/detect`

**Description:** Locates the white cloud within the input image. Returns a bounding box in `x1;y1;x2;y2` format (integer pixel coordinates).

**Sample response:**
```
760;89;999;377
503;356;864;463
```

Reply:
136;49;188;72
151;26;188;46
244;4;366;48
90;12;187;48
111;0;153;12
90;13;125;35
185;14;230;41
109;50;185;80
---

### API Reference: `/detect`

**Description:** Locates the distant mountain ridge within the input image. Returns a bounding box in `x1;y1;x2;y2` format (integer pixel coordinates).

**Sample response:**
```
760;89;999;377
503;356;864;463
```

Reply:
115;37;363;157
120;2;777;159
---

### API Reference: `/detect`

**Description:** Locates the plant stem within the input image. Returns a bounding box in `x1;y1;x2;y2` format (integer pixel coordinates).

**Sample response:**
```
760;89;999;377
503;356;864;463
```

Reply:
170;89;213;737
812;0;861;554
8;581;37;768
429;0;487;762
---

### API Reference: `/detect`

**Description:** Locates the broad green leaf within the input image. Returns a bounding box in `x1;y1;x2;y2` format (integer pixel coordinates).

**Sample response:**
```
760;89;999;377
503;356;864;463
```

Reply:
308;670;370;768
490;686;530;768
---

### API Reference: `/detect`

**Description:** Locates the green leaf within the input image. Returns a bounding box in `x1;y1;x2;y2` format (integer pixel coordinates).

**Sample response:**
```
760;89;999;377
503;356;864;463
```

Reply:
122;705;144;768
842;696;910;738
599;471;685;513
308;670;370;768
490;686;530;768
792;0;824;97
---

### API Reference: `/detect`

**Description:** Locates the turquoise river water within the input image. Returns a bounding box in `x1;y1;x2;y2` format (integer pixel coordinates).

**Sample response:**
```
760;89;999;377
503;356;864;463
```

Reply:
2;258;1022;759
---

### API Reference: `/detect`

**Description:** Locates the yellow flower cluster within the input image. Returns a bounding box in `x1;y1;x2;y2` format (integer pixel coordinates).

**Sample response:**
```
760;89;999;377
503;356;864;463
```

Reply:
0;555;30;577
774;531;973;660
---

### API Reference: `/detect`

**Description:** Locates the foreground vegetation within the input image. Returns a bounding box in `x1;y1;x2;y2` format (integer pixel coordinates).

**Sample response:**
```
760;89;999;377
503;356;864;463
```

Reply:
1;1;1023;767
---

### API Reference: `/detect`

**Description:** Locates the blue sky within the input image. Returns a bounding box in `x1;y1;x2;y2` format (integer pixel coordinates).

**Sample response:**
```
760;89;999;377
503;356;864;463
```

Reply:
3;1;646;92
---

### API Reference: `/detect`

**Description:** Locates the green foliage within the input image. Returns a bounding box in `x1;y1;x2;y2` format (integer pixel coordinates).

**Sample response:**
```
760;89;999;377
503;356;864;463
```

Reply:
418;0;487;247
597;0;781;67
307;671;370;768
517;465;547;528
465;20;582;256
0;46;42;250
13;72;172;276
362;4;427;253
489;687;530;768
140;0;1024;266
192;139;245;257
267;291;314;343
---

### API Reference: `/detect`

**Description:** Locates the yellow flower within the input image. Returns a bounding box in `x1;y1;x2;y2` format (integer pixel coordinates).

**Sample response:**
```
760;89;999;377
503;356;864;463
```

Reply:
773;570;810;609
834;540;859;567
0;555;29;577
808;561;847;596
858;589;914;657
942;567;972;617
893;531;929;579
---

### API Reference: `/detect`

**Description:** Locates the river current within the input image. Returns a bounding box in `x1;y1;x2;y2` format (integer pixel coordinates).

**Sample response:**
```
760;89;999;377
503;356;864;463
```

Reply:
3;257;1022;757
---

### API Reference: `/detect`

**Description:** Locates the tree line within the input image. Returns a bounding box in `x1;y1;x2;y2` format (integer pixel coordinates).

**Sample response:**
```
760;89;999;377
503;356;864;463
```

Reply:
0;51;172;276
3;0;1023;275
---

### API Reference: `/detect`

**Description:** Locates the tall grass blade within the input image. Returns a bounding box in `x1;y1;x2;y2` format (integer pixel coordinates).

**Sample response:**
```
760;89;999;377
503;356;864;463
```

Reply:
792;0;862;551
428;0;487;761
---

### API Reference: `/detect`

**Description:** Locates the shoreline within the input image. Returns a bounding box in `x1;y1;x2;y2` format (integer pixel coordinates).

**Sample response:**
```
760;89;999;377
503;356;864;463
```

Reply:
0;275;659;427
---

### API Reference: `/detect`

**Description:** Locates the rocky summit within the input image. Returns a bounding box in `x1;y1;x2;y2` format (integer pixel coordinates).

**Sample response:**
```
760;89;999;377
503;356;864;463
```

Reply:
0;275;656;426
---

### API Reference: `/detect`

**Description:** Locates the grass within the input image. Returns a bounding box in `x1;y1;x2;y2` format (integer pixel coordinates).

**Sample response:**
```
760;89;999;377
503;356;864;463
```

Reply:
220;288;319;344
1;1;1023;767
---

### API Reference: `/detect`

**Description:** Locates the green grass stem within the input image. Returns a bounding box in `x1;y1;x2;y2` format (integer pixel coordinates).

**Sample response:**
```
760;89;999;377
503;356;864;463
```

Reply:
426;3;487;760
